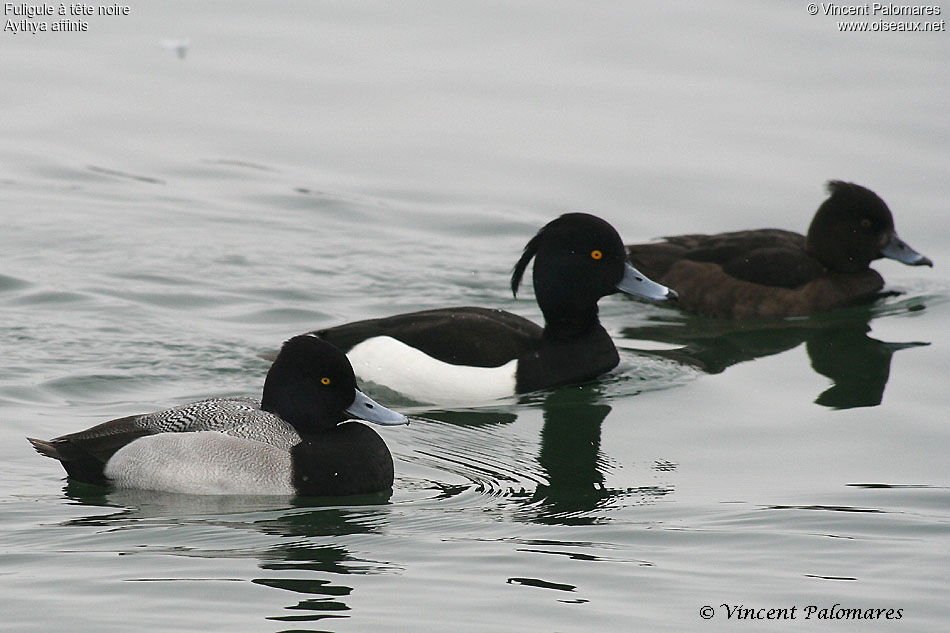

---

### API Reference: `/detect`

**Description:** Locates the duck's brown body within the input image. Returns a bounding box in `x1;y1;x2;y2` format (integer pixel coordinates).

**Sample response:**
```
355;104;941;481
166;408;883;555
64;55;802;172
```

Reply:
627;182;932;319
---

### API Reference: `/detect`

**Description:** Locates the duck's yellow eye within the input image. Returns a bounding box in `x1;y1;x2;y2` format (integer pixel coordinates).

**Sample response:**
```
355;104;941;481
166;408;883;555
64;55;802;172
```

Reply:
320;377;331;385
860;218;872;229
590;250;603;260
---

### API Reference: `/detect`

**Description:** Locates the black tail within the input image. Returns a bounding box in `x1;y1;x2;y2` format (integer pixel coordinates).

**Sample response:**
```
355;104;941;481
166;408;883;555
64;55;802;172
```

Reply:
28;437;62;460
27;437;111;486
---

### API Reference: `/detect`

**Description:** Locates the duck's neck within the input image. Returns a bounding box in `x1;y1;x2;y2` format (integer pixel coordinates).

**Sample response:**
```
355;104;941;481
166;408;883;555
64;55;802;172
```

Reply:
532;255;607;341
540;303;601;341
517;317;617;393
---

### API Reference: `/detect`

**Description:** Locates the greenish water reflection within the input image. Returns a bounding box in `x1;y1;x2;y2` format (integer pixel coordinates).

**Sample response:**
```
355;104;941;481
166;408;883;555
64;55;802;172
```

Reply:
530;387;672;524
423;386;674;525
59;485;396;628
622;298;930;409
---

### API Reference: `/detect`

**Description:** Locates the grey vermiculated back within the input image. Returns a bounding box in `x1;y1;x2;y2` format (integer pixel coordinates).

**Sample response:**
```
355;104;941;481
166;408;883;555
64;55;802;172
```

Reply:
129;397;301;450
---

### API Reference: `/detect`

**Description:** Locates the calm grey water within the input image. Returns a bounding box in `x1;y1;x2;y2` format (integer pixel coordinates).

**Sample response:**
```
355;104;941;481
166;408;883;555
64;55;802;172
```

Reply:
2;2;948;632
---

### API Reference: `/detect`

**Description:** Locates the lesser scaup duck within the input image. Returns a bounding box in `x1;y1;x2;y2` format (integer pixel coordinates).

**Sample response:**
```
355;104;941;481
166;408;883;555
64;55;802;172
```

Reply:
28;335;408;496
626;181;932;319
312;213;676;404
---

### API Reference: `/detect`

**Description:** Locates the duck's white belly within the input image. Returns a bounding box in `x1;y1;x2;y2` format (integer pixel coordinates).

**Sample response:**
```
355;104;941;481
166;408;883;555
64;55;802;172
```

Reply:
346;336;518;405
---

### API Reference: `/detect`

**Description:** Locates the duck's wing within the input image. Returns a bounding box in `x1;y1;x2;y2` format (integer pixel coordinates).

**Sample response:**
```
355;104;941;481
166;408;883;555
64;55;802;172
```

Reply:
27;398;298;485
134;397;300;448
131;397;262;433
314;306;543;367
629;229;823;289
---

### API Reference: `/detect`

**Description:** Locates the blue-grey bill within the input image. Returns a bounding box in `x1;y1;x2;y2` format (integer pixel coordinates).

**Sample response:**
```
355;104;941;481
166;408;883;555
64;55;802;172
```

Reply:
616;262;678;301
346;389;409;426
880;233;933;267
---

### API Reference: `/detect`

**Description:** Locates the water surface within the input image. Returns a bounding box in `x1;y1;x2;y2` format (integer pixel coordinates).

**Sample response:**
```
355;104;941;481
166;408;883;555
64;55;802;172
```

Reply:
2;2;948;632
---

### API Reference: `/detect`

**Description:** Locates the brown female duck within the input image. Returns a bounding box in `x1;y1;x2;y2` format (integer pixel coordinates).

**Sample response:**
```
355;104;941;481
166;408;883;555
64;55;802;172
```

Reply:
626;181;932;319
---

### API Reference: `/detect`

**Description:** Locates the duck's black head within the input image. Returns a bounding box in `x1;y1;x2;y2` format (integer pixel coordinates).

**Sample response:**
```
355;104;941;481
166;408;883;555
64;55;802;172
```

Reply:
806;181;932;273
511;213;673;335
261;335;407;433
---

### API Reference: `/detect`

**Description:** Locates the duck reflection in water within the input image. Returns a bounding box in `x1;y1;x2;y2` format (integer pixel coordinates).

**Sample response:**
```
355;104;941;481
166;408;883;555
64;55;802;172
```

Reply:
419;387;675;524
529;385;674;524
57;484;392;626
622;302;928;410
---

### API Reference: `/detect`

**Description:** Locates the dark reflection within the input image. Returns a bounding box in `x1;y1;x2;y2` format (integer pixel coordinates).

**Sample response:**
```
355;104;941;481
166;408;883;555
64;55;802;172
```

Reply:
57;483;396;631
807;325;925;408
419;409;517;427
251;506;392;629
534;386;609;504
392;390;674;526
526;385;674;525
60;481;391;519
621;302;928;409
254;577;351;626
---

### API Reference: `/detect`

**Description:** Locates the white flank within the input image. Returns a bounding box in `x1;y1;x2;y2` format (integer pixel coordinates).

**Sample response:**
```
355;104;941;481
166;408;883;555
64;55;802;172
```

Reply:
105;432;295;495
346;336;518;405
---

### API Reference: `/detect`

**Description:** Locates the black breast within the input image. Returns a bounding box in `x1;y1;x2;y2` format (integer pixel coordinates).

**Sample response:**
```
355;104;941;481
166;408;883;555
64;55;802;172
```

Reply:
290;423;394;496
515;325;620;393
